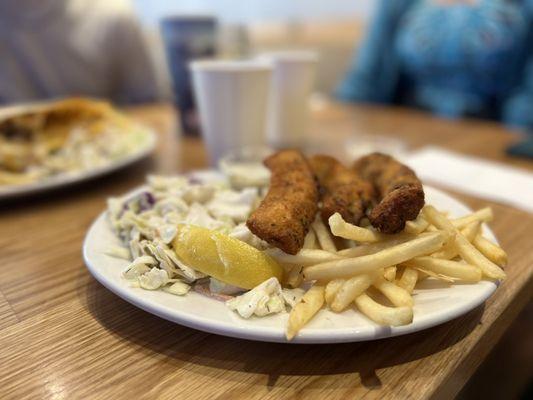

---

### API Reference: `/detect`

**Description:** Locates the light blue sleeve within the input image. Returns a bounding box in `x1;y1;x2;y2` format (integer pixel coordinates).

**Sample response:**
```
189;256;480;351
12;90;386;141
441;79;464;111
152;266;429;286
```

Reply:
502;53;533;133
335;0;415;104
501;1;533;132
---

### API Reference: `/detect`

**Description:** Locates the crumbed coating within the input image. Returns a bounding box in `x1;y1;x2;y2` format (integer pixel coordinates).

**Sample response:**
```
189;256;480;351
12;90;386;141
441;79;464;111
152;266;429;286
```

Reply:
353;153;424;233
246;150;318;255
309;154;375;225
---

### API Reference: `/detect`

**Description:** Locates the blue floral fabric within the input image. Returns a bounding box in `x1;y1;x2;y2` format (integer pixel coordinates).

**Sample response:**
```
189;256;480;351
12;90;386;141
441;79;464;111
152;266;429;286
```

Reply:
337;0;533;130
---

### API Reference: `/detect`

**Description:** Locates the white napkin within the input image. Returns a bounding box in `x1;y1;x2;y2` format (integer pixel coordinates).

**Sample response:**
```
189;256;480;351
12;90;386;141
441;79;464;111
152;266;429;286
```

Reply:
405;147;533;213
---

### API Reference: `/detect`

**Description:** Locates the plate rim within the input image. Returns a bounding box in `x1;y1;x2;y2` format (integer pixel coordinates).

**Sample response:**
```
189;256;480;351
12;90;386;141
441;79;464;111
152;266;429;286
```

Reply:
82;184;498;344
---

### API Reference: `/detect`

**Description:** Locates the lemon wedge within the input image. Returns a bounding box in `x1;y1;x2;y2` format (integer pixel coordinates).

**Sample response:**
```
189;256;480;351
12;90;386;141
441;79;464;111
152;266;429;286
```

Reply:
172;225;283;289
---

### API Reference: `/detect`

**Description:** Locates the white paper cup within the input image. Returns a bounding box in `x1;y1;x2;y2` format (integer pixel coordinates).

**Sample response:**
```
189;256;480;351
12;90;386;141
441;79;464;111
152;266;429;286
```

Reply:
190;60;272;165
258;51;318;148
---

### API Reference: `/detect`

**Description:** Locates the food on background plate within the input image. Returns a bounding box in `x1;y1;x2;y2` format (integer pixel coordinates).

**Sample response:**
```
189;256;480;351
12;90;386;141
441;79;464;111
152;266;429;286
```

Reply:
0;97;152;186
105;150;507;340
353;152;425;233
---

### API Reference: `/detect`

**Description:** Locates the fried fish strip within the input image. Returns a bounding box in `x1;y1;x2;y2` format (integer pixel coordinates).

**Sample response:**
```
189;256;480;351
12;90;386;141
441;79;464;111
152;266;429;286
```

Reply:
309;154;375;225
353;152;424;234
246;150;318;255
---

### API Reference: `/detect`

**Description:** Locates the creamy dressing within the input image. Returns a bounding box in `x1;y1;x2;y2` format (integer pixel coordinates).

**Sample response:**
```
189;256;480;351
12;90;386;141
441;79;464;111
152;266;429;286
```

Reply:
220;161;270;189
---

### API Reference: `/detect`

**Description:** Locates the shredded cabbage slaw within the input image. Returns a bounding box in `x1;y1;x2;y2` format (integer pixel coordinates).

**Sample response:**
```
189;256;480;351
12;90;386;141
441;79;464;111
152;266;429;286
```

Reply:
106;170;300;319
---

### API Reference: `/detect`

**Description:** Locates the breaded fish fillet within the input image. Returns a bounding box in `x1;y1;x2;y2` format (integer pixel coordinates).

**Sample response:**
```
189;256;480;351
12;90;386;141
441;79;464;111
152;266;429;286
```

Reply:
246;150;318;255
309;154;375;225
353;153;424;234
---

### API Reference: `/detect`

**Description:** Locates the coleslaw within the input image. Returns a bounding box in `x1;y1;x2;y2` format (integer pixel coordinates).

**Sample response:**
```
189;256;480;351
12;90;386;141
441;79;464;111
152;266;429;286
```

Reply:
106;170;299;318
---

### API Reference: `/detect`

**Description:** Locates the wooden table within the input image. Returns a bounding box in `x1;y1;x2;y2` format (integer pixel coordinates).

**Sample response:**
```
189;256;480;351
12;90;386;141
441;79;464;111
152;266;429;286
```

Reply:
1;102;531;400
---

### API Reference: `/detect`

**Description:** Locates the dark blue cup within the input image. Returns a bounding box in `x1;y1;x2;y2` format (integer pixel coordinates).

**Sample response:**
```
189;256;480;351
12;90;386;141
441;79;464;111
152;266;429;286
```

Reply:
160;15;217;135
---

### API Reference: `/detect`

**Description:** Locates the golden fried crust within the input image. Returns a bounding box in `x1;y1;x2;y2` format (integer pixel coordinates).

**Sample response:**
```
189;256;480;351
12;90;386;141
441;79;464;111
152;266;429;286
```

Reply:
246;150;318;255
353;153;424;233
309;155;375;225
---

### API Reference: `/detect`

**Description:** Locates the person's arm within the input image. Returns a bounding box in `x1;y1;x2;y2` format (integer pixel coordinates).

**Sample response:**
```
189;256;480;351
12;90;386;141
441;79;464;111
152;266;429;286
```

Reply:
336;0;414;104
502;58;533;132
109;12;160;104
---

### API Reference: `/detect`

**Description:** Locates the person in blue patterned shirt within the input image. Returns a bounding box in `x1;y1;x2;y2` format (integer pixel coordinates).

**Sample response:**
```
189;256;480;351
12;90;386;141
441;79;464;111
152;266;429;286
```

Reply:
337;0;533;131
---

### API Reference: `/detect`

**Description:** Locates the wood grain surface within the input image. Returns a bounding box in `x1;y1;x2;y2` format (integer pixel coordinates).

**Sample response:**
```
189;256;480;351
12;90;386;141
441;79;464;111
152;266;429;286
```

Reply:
0;102;531;400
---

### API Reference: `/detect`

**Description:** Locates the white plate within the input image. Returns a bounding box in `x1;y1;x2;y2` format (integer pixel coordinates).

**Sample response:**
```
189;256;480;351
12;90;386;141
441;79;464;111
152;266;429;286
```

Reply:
0;130;156;200
83;185;498;343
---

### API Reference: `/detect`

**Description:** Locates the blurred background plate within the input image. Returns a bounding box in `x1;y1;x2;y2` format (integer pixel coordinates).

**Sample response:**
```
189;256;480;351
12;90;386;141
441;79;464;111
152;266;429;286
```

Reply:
83;184;498;344
0;128;156;200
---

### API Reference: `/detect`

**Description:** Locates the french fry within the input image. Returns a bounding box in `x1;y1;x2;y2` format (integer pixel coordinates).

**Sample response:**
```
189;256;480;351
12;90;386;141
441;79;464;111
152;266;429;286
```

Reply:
325;279;345;306
285;265;304;288
312;217;337;252
423;206;505;280
473;235;508;267
265;248;341;266
455;235;506;280
303;230;317;249
417;270;429;281
330;273;377;312
397;268;418;293
403;257;481;282
414;268;456;283
355;293;413;326
431;221;479;259
337;235;416;258
329;213;386;243
383;266;397;281
423;204;473;240
286;285;325;340
430;240;457;260
452;207;493;230
461;221;481;242
373;277;414;307
404;214;430;234
424;205;505;280
303;232;445;281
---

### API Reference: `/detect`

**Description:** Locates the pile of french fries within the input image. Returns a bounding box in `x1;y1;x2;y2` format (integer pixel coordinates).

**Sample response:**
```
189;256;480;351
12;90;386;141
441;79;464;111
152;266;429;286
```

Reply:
265;205;507;340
